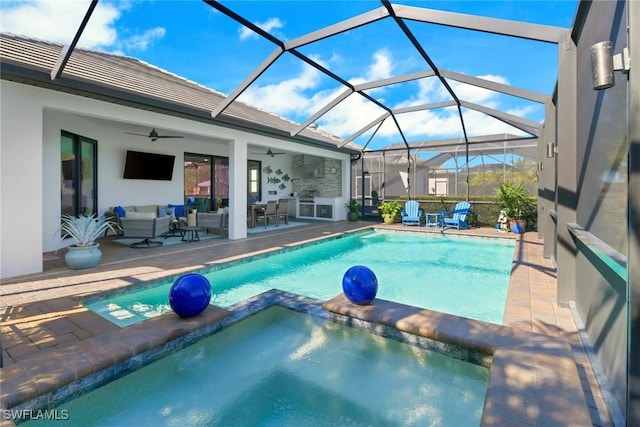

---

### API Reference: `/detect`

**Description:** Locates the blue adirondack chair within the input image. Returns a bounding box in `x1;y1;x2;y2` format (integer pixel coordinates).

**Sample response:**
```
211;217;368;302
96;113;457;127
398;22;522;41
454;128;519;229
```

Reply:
440;201;471;230
401;200;423;226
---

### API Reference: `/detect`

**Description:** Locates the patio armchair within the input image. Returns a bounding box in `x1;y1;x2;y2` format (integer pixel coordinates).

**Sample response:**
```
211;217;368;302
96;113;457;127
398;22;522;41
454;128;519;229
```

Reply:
440;201;472;230
400;200;423;226
197;211;228;235
255;200;278;228
276;199;289;226
120;215;171;248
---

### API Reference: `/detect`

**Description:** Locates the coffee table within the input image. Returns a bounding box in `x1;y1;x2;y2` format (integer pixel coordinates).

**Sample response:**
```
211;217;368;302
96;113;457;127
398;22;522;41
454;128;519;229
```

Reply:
180;226;201;242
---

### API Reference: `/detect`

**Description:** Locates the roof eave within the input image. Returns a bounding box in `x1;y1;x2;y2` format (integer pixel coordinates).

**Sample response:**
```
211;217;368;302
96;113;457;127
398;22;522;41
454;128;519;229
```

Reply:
1;60;356;156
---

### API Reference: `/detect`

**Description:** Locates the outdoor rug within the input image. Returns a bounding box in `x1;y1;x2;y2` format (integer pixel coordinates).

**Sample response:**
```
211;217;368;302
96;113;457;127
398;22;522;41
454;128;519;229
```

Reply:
113;233;220;247
43;252;61;261
247;221;308;234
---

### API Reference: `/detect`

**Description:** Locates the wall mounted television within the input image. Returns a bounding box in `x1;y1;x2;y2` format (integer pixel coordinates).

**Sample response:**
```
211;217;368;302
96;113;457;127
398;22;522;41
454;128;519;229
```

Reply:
123;150;175;181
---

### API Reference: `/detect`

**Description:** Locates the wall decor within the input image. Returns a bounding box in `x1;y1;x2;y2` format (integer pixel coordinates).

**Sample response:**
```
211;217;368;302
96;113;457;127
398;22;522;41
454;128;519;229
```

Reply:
263;163;290;195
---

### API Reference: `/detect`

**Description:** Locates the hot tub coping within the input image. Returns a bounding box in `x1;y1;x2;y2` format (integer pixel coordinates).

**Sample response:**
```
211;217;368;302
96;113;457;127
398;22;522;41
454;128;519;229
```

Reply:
323;293;592;426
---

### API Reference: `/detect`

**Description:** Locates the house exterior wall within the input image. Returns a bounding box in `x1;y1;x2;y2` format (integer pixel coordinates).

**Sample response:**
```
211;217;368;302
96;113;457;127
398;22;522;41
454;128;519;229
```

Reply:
0;80;350;279
1;82;44;279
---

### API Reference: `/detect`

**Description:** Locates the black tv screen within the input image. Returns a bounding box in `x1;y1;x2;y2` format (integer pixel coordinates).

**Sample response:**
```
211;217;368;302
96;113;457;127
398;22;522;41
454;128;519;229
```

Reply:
123;150;175;181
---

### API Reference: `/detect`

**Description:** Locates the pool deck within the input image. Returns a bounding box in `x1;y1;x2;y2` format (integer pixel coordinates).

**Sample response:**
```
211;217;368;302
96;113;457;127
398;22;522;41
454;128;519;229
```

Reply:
0;221;614;426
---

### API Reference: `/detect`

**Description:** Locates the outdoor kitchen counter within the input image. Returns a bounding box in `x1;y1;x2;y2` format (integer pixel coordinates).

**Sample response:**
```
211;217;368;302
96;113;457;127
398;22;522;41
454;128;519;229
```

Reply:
297;196;344;221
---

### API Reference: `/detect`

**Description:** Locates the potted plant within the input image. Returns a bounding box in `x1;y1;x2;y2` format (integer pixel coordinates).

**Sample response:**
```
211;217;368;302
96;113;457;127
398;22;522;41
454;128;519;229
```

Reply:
378;201;402;225
59;213;119;270
344;199;361;221
496;182;535;233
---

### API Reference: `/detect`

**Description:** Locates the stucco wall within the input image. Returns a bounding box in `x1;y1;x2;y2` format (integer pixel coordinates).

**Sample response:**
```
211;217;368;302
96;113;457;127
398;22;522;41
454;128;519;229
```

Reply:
0;80;350;279
0;82;44;278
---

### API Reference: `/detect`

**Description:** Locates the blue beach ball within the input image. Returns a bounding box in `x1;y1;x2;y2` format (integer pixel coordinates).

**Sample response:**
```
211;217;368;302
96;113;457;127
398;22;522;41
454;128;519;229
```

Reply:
169;274;212;318
512;223;523;234
342;265;378;305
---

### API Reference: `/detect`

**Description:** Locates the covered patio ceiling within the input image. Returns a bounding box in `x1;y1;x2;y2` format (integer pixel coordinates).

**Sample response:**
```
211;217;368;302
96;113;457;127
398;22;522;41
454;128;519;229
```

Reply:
52;0;572;160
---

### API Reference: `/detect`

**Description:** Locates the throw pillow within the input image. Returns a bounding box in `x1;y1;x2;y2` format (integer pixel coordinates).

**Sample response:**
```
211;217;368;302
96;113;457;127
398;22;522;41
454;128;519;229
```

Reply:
114;205;126;218
158;207;175;218
169;204;185;217
125;211;156;219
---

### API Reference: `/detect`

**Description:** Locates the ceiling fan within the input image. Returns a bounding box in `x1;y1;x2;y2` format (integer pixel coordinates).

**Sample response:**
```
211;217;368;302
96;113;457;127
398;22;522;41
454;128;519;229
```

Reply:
124;128;184;142
250;148;286;157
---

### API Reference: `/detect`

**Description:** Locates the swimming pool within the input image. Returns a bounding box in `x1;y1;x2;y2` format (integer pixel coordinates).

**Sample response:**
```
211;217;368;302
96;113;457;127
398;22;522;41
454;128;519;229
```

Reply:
86;230;515;327
21;305;489;426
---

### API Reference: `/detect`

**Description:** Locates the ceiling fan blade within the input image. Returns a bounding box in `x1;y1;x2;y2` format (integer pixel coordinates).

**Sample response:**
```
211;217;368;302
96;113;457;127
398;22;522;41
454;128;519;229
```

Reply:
124;131;152;137
124;128;184;140
264;148;286;156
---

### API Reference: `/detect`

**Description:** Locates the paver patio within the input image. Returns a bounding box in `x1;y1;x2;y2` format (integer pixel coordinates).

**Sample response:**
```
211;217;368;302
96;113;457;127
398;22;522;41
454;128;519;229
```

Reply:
0;221;614;426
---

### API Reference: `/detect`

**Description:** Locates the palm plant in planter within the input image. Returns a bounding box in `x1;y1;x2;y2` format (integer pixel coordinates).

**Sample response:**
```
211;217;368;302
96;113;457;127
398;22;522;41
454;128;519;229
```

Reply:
59;213;119;270
344;199;361;221
496;182;535;233
378;201;402;225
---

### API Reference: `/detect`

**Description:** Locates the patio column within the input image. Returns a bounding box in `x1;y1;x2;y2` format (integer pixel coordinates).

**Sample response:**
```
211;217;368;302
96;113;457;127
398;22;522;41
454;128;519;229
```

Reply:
555;32;578;306
0;83;44;278
228;139;247;240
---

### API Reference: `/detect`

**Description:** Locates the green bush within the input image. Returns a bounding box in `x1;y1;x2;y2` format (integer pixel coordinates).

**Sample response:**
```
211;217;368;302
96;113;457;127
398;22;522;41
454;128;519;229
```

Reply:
380;196;537;229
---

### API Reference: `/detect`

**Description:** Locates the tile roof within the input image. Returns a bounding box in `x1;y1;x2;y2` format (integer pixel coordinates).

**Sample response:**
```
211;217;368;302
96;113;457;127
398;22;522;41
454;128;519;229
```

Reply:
0;32;348;151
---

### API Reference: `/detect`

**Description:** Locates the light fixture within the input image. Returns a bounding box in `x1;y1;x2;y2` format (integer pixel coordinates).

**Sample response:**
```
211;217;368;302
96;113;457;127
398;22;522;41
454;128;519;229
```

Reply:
546;142;557;158
590;41;630;90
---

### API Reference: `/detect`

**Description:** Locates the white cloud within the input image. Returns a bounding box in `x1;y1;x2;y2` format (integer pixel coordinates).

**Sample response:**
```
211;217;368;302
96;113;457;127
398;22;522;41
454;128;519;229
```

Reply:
348;49;393;85
238;46;537;145
0;0;121;48
0;0;165;52
239;17;284;41
125;27;166;51
238;60;323;115
446;74;510;104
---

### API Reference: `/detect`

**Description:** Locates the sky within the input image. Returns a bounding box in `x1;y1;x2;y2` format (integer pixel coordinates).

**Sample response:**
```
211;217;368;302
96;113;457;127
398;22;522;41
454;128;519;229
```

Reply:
0;0;579;152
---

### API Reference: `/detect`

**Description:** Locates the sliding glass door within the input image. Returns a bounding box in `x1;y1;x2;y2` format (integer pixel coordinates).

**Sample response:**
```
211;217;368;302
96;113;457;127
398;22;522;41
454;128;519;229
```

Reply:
60;131;97;217
184;153;212;212
184;154;261;211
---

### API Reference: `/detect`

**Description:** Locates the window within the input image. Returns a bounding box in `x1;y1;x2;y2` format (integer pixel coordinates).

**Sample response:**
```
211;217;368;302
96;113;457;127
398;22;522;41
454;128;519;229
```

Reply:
248;160;261;202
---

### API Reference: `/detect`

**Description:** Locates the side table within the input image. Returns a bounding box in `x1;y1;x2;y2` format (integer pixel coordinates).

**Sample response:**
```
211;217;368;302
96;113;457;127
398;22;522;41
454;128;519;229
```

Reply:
425;213;441;228
166;219;182;238
180;226;201;242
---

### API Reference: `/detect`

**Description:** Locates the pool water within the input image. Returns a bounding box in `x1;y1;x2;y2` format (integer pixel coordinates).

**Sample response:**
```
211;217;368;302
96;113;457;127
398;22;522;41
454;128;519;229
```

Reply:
22;306;489;426
87;230;515;326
